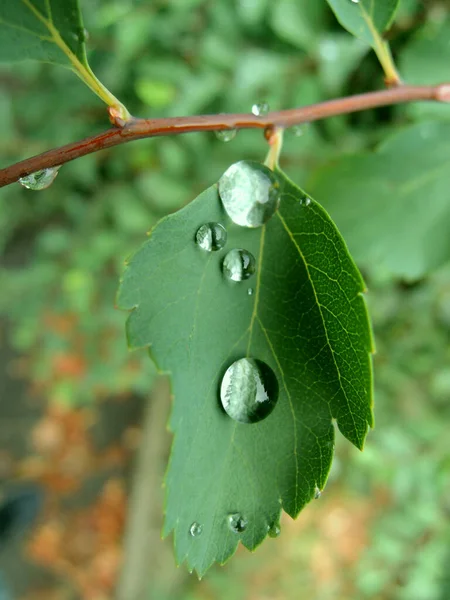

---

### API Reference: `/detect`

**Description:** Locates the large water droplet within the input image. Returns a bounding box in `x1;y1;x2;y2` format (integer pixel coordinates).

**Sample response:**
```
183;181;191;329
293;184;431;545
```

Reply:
215;129;237;142
218;160;281;227
268;523;281;538
223;249;256;282
19;166;60;190
189;522;203;537
227;513;247;533
252;101;270;117
220;358;279;423
196;222;227;252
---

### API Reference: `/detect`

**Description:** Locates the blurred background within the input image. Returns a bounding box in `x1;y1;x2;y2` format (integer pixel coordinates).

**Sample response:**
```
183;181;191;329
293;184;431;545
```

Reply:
1;0;450;598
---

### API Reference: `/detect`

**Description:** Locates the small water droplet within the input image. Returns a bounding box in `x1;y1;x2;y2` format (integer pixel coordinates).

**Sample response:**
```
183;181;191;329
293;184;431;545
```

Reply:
19;166;60;191
314;487;322;500
215;129;237;142
291;124;308;137
220;358;279;423
350;0;360;3
189;522;203;537
223;249;256;282
304;197;311;206
268;523;280;538
196;222;227;252
227;513;247;533
252;101;270;117
218;160;281;227
247;288;254;296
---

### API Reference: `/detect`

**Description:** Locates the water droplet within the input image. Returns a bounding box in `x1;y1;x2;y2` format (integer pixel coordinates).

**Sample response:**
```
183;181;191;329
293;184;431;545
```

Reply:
189;522;203;537
19;166;60;191
227;513;247;533
291;124;308;137
220;358;279;423
223;249;256;282
218;160;281;227
252;101;270;117
215;129;237;142
314;487;322;500
304;197;311;206
196;222;227;252
247;288;254;296
350;0;359;3
268;523;280;538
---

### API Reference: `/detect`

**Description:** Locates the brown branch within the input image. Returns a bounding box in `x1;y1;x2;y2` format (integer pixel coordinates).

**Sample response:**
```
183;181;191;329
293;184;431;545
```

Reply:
1;83;450;188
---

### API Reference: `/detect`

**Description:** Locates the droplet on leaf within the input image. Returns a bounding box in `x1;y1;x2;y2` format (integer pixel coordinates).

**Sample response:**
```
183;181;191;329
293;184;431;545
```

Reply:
251;101;270;116
247;288;254;296
220;358;279;423
223;249;256;282
227;513;247;533
218;160;281;227
350;0;359;3
268;523;281;538
215;129;237;142
195;222;227;252
189;522;203;537
19;166;60;191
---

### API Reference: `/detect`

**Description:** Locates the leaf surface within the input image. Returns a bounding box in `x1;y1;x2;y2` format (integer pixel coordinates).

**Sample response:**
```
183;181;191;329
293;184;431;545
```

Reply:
0;0;88;66
326;0;400;47
309;121;450;280
118;167;374;575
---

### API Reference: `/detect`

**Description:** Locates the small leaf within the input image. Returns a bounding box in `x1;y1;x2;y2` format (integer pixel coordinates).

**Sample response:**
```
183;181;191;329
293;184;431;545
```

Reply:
118;165;374;575
0;0;128;117
326;0;400;48
309;121;450;280
270;0;327;51
0;0;88;67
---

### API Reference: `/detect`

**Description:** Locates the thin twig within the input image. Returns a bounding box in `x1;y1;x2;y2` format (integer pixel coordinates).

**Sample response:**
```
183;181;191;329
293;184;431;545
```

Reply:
1;83;450;188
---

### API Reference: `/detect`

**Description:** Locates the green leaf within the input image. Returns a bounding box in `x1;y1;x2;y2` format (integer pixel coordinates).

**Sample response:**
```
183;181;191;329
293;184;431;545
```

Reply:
326;0;399;47
117;166;374;575
0;0;87;65
270;0;327;51
0;0;128;117
399;19;450;121
308;121;450;280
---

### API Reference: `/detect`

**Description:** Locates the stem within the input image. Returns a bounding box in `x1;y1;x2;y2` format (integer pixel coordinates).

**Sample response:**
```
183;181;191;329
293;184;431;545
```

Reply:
1;83;449;188
264;127;284;170
360;5;401;86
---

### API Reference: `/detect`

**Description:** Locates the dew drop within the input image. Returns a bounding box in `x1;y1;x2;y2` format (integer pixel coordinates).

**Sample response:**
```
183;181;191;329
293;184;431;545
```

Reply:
350;0;360;3
268;523;281;538
291;124;308;137
304;197;311;206
218;160;281;227
223;249;255;282
220;358;279;423
215;129;237;142
314;487;322;500
227;513;247;533
19;166;60;191
252;101;270;117
189;522;203;537
247;288;254;296
195;222;227;252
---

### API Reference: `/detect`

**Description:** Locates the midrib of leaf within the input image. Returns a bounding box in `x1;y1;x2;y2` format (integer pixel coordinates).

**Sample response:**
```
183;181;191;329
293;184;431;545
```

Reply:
246;226;265;355
21;0;129;117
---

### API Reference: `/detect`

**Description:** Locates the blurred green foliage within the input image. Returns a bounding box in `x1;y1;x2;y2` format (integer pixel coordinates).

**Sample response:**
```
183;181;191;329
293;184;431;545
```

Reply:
0;0;449;597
